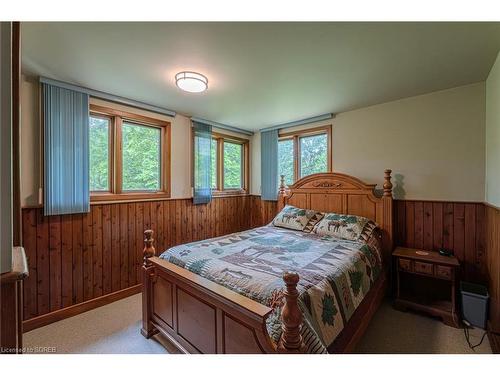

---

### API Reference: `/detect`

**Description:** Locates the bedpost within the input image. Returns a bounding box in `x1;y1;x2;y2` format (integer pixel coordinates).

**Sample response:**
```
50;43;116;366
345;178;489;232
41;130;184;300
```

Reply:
382;169;393;261
277;174;287;212
143;229;156;265
278;272;305;353
141;229;158;339
383;169;393;197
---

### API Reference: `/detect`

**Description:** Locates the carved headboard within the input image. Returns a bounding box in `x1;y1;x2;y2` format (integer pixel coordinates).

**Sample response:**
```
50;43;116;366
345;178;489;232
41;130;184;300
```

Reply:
277;170;393;262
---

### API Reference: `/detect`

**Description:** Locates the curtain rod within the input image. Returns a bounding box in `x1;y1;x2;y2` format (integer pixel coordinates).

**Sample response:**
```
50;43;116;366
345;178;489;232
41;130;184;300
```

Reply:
39;76;177;118
259;113;334;132
191;117;254;136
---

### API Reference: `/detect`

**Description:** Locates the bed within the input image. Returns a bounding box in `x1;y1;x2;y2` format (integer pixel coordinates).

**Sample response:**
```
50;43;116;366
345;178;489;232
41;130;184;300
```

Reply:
141;171;393;353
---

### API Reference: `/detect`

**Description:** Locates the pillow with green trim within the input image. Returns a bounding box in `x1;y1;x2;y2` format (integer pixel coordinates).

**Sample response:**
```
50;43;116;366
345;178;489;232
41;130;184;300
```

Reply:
272;205;323;232
313;212;378;242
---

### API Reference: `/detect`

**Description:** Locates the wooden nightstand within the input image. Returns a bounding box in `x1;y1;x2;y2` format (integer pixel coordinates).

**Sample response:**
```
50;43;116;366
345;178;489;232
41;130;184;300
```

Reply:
393;247;460;327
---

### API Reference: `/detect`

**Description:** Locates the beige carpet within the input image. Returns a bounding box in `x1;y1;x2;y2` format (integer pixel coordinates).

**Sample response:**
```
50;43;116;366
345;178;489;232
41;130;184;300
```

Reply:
24;294;179;354
355;300;491;354
24;293;491;354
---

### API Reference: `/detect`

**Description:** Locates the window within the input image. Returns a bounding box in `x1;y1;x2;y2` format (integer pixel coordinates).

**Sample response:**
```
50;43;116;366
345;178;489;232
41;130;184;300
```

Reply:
223;141;243;189
89;104;171;201
195;131;249;195
278;125;331;185
122;122;161;191
89;115;110;191
278;138;294;187
299;133;328;178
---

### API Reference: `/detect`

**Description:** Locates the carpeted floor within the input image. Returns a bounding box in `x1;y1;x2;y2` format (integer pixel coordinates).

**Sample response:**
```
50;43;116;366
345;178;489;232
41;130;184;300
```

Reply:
355;300;491;354
24;293;492;354
24;293;180;354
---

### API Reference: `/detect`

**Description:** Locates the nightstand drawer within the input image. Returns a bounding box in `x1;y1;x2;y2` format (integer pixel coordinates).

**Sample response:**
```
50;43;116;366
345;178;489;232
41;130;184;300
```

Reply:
398;258;412;271
414;261;433;275
435;265;452;280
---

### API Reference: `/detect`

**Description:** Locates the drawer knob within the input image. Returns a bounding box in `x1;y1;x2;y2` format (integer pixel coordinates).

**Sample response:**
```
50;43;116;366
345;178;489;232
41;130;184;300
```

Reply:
399;259;412;271
414;261;433;275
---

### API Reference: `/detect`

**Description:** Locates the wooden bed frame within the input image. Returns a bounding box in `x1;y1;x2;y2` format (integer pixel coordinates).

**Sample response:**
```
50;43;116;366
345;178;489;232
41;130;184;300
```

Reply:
141;170;393;353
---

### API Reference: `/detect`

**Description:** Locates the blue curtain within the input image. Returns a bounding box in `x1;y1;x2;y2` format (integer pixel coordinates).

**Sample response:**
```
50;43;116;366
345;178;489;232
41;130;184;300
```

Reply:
43;83;90;216
260;129;279;201
193;121;212;204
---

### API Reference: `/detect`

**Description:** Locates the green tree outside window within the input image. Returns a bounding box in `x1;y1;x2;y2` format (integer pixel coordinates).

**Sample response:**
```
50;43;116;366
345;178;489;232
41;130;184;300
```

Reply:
89;116;110;191
122;122;161;191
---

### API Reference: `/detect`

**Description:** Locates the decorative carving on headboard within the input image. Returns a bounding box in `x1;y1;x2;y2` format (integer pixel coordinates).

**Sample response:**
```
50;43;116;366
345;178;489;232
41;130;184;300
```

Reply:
312;181;342;188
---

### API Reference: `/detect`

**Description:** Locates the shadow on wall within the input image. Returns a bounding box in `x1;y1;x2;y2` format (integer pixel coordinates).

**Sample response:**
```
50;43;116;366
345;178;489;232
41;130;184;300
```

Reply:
393;173;406;200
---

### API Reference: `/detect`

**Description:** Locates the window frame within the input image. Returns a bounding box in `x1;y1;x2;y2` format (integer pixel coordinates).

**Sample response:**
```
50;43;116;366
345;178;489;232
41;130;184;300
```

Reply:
222;138;245;191
192;130;250;197
89;104;171;202
278;125;332;184
88;113;113;193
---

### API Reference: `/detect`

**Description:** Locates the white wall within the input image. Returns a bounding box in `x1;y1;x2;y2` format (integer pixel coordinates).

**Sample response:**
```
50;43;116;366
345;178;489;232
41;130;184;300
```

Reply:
1;22;13;273
486;51;500;208
251;83;486;202
19;76;252;206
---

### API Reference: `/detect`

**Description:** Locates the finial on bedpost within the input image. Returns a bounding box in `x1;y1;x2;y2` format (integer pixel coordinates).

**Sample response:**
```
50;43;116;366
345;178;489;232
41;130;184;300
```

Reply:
278;272;305;353
382;170;394;262
277;175;287;212
383;169;393;197
143;229;155;266
279;174;286;194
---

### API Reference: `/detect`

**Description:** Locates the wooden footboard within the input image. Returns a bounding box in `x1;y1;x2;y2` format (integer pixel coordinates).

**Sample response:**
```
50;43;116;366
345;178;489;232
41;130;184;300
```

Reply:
141;230;305;354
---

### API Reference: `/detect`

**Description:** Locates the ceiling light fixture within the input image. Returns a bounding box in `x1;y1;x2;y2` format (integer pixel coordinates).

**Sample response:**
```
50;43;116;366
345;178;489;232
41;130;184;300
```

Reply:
175;71;208;93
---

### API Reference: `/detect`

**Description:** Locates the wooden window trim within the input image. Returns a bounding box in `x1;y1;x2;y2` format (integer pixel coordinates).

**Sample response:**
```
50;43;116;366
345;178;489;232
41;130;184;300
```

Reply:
89;113;113;193
278;125;332;183
89;104;171;203
192;129;250;197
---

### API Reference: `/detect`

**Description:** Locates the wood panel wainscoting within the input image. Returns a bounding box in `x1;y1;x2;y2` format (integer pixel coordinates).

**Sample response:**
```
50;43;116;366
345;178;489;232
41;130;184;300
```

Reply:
21;196;252;331
485;203;500;341
249;196;278;228
393;200;487;284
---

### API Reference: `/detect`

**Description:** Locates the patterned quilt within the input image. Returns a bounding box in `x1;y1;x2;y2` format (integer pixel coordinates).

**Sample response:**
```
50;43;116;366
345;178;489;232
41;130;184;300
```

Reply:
159;225;382;353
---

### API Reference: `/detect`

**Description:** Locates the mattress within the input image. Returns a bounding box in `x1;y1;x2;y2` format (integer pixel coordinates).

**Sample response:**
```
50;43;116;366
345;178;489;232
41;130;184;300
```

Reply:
160;225;382;353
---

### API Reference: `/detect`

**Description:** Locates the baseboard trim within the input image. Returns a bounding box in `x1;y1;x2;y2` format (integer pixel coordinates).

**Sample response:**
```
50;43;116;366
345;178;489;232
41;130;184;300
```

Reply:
23;284;142;332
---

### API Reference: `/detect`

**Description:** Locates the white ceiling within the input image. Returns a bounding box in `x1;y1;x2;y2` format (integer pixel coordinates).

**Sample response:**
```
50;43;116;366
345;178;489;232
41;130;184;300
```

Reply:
22;22;500;131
